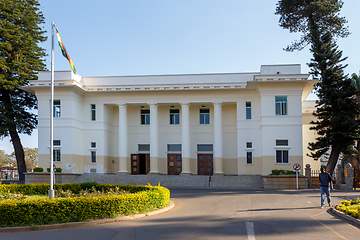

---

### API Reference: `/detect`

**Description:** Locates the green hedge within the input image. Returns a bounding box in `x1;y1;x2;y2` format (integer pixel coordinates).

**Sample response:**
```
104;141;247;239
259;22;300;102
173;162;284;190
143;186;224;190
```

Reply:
46;168;62;173
270;169;296;175
0;183;170;227
0;182;153;195
33;167;43;172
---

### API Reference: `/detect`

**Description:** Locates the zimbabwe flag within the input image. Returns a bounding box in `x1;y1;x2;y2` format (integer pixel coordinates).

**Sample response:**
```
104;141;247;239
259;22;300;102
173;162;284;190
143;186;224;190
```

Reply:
55;27;77;74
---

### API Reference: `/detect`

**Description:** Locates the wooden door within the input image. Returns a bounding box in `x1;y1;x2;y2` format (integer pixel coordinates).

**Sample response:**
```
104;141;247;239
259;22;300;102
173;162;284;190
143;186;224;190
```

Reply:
168;154;182;175
198;154;213;175
131;154;138;174
146;154;150;174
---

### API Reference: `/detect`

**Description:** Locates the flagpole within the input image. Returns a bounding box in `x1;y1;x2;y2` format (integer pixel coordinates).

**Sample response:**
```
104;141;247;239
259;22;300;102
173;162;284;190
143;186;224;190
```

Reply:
49;21;55;199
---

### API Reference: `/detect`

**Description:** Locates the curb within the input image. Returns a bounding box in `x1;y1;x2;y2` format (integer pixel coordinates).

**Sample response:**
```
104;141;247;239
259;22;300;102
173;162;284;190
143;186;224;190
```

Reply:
0;200;174;233
331;205;360;227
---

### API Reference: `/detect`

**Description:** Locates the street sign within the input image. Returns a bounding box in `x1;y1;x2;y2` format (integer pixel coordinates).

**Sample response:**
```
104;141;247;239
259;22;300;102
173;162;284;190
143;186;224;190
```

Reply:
293;163;301;189
293;163;301;172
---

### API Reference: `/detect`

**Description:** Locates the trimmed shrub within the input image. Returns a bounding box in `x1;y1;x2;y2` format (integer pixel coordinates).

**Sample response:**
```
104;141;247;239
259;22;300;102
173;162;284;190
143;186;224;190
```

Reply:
33;167;43;172
270;169;296;175
0;183;170;227
46;168;62;173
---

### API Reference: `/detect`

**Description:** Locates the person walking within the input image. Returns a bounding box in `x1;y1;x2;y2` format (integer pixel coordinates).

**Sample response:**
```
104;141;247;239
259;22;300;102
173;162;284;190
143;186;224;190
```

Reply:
319;167;333;208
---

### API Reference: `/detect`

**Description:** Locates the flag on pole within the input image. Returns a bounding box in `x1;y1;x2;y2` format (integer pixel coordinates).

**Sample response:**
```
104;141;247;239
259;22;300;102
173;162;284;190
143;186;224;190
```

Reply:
55;26;77;74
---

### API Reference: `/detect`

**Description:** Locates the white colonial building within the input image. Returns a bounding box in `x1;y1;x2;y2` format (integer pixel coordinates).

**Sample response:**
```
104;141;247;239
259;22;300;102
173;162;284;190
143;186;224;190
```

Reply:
24;64;319;176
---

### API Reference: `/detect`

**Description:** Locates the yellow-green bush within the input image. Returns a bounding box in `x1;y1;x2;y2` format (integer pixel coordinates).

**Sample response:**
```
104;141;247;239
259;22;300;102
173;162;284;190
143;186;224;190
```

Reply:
0;183;170;227
0;182;153;195
337;199;360;219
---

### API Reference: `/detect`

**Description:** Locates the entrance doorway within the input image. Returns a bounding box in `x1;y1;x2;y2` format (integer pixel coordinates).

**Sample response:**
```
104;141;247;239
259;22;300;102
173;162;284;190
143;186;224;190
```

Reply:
197;154;213;175
131;154;150;174
168;154;182;175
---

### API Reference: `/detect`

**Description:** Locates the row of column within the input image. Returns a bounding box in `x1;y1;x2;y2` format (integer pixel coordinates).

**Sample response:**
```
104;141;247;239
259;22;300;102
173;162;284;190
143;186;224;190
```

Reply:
117;102;224;174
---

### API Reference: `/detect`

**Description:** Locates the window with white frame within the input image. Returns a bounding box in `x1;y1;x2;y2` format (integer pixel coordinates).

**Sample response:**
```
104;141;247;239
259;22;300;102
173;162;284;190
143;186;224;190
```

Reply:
197;144;213;151
91;104;96;121
246;142;253;164
138;144;150;152
53;149;61;162
53;100;61;118
275;96;287;115
246;102;251;119
53;140;61;146
91;151;96;163
53;140;61;162
276;140;288;146
246;152;253;164
141;109;150;125
170;109;180;125
91;142;96;148
167;144;182;151
199;108;210;125
276;139;289;163
276;150;289;163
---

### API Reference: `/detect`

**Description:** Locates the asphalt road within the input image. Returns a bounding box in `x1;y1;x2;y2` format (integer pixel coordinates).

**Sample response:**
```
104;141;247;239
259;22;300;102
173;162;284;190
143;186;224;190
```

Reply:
1;187;360;240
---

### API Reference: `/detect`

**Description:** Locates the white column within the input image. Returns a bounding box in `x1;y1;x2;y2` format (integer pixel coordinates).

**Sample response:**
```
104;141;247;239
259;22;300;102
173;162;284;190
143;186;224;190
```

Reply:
118;103;128;173
213;102;224;174
181;102;191;174
149;103;159;174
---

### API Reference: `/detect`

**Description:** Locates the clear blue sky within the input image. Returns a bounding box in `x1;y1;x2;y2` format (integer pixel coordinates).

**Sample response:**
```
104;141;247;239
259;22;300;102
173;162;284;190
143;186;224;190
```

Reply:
1;0;359;154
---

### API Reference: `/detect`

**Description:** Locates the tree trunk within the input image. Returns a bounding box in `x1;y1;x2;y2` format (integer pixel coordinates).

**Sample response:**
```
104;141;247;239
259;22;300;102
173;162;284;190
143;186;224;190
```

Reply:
326;145;340;176
2;91;27;180
356;140;360;172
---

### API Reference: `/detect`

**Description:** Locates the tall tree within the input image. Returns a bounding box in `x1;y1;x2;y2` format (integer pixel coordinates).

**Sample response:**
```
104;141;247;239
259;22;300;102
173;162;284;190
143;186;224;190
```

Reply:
307;30;359;175
350;73;360;170
0;0;47;180
275;0;359;175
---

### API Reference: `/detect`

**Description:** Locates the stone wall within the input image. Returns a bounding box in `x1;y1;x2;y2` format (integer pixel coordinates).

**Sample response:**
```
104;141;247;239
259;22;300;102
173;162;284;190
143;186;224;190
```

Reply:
25;173;263;188
210;174;262;188
25;173;304;189
73;173;211;187
262;175;308;189
25;173;81;184
74;173;263;188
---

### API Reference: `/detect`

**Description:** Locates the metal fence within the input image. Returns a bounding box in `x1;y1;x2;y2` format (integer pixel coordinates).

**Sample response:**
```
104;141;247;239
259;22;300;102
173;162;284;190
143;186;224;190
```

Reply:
0;170;20;180
0;169;32;181
311;169;339;185
311;170;320;184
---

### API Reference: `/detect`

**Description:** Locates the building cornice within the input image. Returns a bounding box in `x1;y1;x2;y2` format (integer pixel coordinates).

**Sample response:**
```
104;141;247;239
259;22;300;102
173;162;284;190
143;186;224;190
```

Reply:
22;67;316;96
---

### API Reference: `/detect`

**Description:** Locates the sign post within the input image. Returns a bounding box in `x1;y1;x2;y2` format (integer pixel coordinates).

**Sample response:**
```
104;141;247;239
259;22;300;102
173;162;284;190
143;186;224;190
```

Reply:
293;163;301;189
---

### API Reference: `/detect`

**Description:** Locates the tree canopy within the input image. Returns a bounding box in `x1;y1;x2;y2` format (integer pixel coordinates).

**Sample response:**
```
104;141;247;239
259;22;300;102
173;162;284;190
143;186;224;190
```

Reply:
275;0;349;51
0;0;47;179
307;31;359;174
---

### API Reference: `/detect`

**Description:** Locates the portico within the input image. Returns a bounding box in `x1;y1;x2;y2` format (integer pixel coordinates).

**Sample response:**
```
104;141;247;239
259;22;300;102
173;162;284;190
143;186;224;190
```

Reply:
116;101;228;175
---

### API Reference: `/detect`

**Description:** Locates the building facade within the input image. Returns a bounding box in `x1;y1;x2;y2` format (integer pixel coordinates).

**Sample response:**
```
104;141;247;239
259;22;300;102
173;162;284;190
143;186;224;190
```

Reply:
24;64;319;175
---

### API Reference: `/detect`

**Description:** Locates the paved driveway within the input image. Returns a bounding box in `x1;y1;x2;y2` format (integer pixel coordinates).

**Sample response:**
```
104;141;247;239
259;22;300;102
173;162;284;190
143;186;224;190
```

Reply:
1;187;360;240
